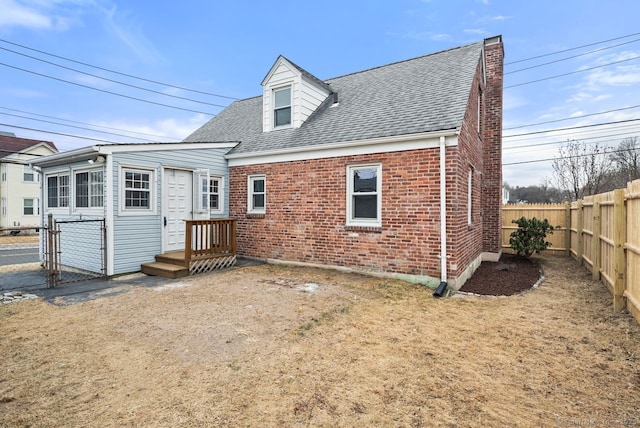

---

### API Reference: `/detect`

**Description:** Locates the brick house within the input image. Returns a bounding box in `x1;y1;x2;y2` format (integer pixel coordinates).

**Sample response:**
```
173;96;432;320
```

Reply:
185;35;504;289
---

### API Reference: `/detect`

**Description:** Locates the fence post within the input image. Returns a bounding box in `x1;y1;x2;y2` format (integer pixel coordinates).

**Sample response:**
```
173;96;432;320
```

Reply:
576;200;584;265
184;220;192;268
564;203;571;257
613;189;626;311
592;195;601;280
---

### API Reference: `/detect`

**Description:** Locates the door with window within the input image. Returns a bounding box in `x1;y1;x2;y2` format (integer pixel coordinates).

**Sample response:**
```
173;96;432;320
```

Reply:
163;169;192;252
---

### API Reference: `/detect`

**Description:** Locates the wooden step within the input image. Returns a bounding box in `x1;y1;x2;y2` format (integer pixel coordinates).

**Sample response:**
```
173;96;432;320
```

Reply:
141;262;189;279
155;251;186;266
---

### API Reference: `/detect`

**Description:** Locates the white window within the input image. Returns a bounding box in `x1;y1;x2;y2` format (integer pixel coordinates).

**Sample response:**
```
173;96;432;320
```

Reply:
46;174;70;208
75;170;103;208
247;174;266;214
124;169;152;210
347;164;382;227
1;197;6;217
468;168;473;225
207;176;223;212
273;86;291;128
23;198;39;216
23;165;36;182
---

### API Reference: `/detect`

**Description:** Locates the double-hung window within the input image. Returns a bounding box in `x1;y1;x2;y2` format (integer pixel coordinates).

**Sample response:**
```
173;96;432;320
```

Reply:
208;176;223;212
124;169;151;210
247;174;266;214
75;170;103;208
23;198;38;216
47;174;70;208
23;165;36;182
347;164;382;227
273;86;291;128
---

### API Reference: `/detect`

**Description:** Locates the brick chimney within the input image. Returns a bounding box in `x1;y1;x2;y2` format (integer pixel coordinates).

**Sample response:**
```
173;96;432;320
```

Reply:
481;35;504;258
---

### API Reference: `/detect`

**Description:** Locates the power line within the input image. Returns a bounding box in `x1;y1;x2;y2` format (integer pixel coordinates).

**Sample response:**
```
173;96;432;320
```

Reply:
0;38;239;101
504;132;639;151
505;55;640;89
504;105;640;131
505;37;640;75
0;111;161;142
0;123;120;144
0;106;182;140
504;118;640;139
505;32;640;65
0;46;229;108
0;62;217;115
503;146;640;166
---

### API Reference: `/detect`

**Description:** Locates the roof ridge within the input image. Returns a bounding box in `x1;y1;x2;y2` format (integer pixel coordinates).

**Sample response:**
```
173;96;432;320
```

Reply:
325;40;483;83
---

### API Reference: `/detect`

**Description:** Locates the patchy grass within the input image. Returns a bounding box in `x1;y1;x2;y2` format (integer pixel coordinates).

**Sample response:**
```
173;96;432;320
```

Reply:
1;257;639;426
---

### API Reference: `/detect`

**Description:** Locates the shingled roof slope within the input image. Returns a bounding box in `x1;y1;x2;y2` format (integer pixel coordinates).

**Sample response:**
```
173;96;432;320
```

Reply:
0;134;57;160
184;41;484;155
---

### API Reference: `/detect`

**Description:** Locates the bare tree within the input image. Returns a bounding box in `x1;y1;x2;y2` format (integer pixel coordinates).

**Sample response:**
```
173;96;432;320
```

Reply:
610;136;640;184
552;140;613;201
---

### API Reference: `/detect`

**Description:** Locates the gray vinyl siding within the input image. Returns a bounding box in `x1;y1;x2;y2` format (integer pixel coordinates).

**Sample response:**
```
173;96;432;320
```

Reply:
111;148;229;274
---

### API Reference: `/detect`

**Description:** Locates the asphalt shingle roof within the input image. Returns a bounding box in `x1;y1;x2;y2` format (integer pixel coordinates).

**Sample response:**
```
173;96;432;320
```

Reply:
0;135;57;160
184;41;484;155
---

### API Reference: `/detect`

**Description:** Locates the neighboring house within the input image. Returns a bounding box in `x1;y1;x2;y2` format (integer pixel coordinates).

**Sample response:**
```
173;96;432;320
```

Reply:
184;35;505;289
0;132;57;233
31;35;504;289
31;142;235;275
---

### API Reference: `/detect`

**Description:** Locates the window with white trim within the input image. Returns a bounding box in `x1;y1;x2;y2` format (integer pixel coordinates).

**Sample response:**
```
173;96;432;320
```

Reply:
207;176;223;212
47;174;70;208
1;197;6;217
23;165;36;182
124;169;151;210
75;170;103;208
347;164;382;227
247;174;266;214
468;168;473;225
23;198;38;216
273;86;291;128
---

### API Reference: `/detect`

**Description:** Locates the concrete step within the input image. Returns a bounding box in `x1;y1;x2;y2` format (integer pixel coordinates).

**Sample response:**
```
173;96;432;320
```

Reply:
141;262;189;279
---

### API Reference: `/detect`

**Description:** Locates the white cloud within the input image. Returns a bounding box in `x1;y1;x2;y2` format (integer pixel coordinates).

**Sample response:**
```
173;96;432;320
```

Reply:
463;28;486;35
0;0;56;29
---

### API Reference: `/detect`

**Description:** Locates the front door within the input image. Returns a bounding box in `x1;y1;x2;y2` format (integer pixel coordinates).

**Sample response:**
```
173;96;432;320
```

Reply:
164;169;193;252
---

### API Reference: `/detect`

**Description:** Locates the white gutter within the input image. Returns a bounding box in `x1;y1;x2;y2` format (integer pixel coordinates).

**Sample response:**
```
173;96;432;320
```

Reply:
433;135;449;297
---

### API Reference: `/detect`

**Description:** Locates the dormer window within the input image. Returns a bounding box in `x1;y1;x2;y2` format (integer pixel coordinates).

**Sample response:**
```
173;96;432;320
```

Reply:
273;86;291;128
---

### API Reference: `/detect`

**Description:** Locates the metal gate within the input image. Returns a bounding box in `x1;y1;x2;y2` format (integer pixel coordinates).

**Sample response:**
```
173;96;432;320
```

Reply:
43;214;107;288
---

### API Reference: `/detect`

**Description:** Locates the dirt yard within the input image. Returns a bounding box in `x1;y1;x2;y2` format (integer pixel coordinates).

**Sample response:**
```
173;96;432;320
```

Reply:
1;255;639;427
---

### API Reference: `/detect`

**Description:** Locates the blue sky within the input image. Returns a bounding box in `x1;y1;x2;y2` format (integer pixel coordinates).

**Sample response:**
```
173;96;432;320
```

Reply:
1;0;639;187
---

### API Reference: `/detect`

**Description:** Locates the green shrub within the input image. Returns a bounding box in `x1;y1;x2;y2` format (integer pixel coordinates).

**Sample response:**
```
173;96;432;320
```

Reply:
509;217;555;258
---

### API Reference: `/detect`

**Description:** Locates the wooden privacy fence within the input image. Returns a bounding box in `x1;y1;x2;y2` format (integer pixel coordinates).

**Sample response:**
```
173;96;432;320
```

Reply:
502;178;640;324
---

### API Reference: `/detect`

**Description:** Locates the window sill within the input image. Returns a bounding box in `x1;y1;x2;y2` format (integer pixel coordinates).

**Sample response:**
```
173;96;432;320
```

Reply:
345;225;382;233
246;213;265;219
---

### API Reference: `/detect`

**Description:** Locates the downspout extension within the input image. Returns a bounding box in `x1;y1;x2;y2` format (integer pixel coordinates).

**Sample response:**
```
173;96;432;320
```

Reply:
433;136;448;298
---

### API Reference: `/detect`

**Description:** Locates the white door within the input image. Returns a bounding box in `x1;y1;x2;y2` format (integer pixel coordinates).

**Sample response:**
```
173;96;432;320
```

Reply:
164;169;193;252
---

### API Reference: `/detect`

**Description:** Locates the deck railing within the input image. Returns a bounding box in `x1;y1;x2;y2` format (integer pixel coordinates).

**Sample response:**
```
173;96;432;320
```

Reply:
184;219;236;267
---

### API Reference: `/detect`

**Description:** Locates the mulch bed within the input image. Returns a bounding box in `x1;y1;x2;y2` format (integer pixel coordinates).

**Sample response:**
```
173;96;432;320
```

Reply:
459;253;542;296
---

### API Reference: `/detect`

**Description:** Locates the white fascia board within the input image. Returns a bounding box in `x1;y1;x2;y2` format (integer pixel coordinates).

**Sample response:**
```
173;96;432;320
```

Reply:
96;142;238;154
227;130;459;167
30;146;99;167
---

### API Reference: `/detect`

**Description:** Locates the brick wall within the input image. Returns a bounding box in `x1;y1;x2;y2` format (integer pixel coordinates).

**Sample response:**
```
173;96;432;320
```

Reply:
230;149;458;280
481;37;504;254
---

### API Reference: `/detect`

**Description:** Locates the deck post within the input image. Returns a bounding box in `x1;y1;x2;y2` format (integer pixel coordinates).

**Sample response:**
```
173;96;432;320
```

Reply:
184;220;192;267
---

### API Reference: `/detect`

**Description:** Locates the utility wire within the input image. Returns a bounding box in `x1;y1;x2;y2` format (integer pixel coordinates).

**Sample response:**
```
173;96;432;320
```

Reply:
0;62;216;115
0;38;239;100
505;38;640;74
504;105;640;131
504;132;639;151
0;106;182;140
503;146;640;166
504;118;640;139
0;111;163;142
0;123;120;144
505;32;640;65
0;46;229;108
505;55;640;89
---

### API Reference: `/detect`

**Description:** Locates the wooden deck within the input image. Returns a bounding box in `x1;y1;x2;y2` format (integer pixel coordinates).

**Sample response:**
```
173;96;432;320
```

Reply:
141;219;237;279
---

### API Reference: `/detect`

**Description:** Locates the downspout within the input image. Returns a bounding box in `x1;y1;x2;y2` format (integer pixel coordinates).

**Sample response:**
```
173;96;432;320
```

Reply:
433;135;448;297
